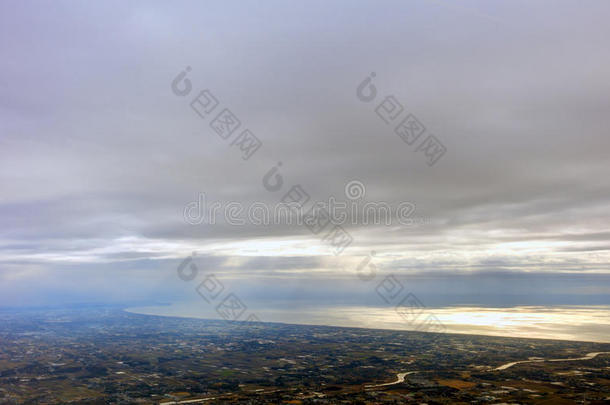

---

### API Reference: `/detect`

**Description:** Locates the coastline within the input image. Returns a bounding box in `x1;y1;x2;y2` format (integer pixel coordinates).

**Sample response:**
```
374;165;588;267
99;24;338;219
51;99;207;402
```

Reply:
125;303;610;344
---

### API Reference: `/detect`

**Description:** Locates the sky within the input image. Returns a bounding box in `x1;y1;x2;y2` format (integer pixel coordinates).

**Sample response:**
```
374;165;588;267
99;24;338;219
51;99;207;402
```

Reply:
1;0;609;323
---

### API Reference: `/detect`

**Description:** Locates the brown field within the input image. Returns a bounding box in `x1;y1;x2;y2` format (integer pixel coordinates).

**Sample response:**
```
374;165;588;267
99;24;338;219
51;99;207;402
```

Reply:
493;379;556;393
436;379;476;390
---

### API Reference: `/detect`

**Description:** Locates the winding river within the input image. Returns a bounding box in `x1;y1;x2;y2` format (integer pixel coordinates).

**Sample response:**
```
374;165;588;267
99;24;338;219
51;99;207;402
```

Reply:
365;371;418;388
365;351;610;389
493;351;610;371
160;352;610;401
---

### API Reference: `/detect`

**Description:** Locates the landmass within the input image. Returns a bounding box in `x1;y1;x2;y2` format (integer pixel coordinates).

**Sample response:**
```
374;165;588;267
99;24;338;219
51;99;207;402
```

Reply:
1;306;609;404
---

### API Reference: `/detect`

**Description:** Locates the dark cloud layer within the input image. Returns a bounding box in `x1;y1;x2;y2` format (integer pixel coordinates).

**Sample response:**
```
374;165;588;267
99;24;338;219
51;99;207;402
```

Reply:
0;0;609;307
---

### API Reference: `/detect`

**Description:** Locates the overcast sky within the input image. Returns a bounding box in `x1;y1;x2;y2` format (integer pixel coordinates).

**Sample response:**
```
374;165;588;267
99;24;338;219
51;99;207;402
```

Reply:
1;0;609;309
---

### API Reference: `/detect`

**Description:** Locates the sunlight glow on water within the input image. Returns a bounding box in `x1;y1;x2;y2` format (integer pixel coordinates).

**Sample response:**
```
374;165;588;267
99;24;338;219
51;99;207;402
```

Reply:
127;304;610;343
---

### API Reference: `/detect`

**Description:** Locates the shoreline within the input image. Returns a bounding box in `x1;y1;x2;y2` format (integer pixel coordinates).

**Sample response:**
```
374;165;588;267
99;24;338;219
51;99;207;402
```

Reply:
124;305;610;345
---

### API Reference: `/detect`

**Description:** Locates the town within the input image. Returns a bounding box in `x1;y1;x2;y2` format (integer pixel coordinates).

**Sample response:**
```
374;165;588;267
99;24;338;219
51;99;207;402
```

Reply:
1;306;609;404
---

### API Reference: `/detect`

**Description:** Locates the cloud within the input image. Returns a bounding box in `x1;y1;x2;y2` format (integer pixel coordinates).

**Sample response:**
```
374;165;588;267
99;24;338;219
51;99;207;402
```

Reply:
0;0;609;307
